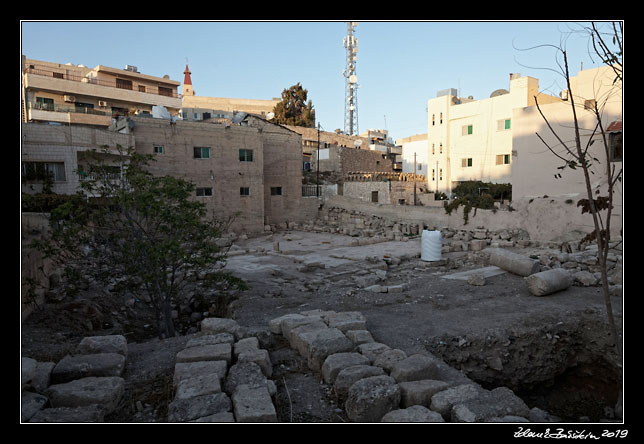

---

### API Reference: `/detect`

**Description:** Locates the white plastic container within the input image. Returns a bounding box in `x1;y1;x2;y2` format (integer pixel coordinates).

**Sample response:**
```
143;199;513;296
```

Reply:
421;230;442;262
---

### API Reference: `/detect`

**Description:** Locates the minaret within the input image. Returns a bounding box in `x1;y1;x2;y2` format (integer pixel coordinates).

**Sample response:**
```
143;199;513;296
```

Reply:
182;63;194;96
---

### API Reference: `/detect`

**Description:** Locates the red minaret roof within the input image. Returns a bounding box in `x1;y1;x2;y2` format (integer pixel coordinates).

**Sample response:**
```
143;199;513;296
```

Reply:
183;64;192;85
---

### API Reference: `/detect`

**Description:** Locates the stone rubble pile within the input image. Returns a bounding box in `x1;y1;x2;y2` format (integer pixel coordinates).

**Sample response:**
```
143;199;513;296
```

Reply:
22;335;128;422
269;310;559;423
167;317;278;422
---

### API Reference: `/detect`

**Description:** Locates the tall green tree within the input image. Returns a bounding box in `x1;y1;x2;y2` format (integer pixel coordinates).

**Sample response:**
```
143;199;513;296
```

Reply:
271;82;316;127
31;146;246;339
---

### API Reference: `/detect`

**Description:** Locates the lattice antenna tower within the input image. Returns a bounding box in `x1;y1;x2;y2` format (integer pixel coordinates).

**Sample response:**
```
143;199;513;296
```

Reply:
342;22;359;135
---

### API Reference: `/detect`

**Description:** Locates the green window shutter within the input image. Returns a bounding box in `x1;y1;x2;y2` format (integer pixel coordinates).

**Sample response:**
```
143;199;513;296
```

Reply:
505;119;511;130
468;125;473;135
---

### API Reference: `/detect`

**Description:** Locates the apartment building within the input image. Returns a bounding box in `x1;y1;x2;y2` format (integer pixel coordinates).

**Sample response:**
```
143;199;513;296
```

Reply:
21;56;181;127
418;75;561;195
110;114;307;233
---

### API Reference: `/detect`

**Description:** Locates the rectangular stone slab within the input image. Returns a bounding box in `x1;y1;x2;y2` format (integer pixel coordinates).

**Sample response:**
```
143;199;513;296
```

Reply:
441;266;506;281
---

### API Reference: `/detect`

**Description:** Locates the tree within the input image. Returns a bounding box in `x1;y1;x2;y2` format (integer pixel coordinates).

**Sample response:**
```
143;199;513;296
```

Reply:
271;83;316;127
532;22;622;355
31;146;246;339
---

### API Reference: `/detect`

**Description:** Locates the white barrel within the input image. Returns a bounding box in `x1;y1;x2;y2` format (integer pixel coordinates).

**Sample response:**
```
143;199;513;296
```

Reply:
421;230;442;262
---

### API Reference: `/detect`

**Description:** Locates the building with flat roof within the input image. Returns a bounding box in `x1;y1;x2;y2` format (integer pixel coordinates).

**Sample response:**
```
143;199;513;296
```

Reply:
21;56;181;127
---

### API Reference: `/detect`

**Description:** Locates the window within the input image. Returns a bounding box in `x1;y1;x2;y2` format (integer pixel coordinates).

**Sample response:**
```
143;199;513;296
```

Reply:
371;191;379;203
497;119;511;131
35;97;54;111
432;169;435;181
52;72;64;79
462;125;473;136
196;187;213;197
432;114;435;126
158;86;173;97
462;158;473;167
439;143;443;154
138;85;146;93
239;149;254;162
22;161;66;182
432;144;435;155
609;132;622;162
417;163;423;171
440;112;443;124
270;187;282;196
439;168;443;180
153;145;164;154
116;78;133;90
193;147;210;159
240;187;250;196
496;154;511;165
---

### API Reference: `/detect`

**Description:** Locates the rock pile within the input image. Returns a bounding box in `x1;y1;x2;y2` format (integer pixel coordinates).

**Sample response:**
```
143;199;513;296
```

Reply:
167;317;277;422
269;310;556;423
22;335;128;422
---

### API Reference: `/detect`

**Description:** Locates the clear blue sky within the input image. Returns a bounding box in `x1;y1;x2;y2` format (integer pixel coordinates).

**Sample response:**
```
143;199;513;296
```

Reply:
20;20;613;142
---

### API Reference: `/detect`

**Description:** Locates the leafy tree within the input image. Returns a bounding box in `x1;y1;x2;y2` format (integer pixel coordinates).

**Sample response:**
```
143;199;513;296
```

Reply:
271;82;316;127
30;146;246;339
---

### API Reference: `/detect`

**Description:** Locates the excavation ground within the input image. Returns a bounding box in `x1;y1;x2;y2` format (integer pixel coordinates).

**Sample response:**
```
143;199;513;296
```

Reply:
21;230;623;423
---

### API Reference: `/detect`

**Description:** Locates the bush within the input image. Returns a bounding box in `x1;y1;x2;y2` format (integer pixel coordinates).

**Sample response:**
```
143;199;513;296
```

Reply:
22;193;84;213
444;181;512;224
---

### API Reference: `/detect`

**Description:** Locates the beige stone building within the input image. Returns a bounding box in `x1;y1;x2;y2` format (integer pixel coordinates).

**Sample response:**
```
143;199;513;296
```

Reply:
21;56;182;127
110;114;308;233
511;65;622;239
179;64;280;122
417;75;561;195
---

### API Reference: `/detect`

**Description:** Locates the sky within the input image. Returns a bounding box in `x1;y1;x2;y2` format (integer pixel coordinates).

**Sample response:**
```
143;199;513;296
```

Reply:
20;20;616;142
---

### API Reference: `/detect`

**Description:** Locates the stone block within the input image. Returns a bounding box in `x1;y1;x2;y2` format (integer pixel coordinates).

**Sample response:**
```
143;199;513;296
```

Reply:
46;376;124;414
175;374;222;400
357;342;391;363
232;384;277;422
224;362;268;396
345;330;374;345
451;387;530;422
326;311;367;333
430;384;482;419
173;361;228;387
233;337;260;357
31;361;55;394
333;365;385;399
237;349;272;378
76;335;128;358
469;239;487;251
175;343;232;365
345;375;401;423
186;333;235;348
51;353;126;384
29;405;106;423
288;323;329;356
381;405;445;423
190;412;236;422
21;391;48;422
390;354;442;382
303;328;355;372
22;357;37;391
399;379;452;408
321;352;370;384
373;349;407;372
168;392;232;422
200;317;241;339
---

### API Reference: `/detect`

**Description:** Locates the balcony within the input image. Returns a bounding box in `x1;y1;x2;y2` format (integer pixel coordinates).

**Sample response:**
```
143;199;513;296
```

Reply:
26;101;113;126
24;67;181;110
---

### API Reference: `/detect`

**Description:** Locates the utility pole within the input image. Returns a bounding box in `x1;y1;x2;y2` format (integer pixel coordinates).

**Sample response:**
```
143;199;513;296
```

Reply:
316;122;320;197
413;152;417;205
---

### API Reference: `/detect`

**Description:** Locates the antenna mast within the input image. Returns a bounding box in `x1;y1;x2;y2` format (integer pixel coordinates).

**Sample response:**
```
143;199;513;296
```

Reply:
342;22;359;135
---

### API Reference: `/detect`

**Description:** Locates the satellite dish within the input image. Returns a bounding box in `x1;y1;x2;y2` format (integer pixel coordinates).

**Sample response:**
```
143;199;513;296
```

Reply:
266;112;275;120
231;112;247;124
490;89;509;98
349;74;358;84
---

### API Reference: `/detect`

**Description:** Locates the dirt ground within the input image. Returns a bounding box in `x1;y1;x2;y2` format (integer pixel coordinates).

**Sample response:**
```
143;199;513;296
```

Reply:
20;230;624;423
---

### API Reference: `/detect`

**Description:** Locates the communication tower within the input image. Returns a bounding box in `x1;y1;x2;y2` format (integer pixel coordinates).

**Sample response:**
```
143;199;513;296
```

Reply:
342;22;359;135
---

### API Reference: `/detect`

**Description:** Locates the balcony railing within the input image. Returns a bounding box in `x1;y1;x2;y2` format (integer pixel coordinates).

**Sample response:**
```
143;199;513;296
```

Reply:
28;101;109;116
24;67;179;98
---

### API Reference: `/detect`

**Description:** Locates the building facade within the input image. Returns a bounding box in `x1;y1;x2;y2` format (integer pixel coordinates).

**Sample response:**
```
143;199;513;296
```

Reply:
22;56;181;127
422;75;560;195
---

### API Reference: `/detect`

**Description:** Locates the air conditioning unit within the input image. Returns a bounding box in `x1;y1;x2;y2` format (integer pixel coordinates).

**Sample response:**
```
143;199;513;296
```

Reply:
98;100;108;107
559;89;569;100
64;95;76;103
